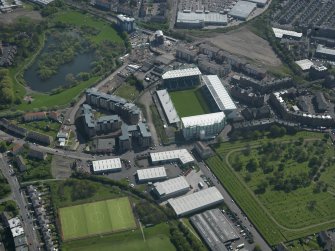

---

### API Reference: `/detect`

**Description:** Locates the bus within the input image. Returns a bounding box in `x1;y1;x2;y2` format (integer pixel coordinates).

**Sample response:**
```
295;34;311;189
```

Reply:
236;243;245;249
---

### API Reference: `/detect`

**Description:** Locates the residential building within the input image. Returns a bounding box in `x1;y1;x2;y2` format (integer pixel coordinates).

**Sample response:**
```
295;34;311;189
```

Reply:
116;14;135;32
28;149;47;160
23;112;46;122
15;155;26;172
26;131;53;145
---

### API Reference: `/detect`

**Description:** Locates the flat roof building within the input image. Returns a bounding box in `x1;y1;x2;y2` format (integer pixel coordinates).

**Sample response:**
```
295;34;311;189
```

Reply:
202;75;236;112
116;14;135;32
137;166;167;182
153;176;190;199
295;59;314;71
246;0;267;7
156;89;180;125
229;1;257;21
168;187;224;216
176;12;228;29
272;27;302;39
150;149;194;165
92;158;122;173
315;44;335;60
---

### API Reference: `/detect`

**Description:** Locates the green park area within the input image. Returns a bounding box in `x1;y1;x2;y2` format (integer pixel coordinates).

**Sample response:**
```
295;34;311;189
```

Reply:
62;223;175;251
206;130;335;245
59;197;136;240
170;88;210;117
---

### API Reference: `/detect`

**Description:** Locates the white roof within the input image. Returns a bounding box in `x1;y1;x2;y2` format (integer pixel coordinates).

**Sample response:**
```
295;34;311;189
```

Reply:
203;75;236;111
150;149;194;165
137;166;167;181
117;14;135;22
182;112;225;128
295;59;314;71
8;217;21;229
92;158;122;172
156;89;180;124
162;67;201;80
247;0;268;5
177;12;228;25
272;27;302;39
154;176;190;197
168;187;224;216
229;1;257;19
11;226;24;237
316;44;335;56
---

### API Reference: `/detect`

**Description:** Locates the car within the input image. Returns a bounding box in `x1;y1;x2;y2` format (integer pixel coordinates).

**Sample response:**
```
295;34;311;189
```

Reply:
129;183;135;188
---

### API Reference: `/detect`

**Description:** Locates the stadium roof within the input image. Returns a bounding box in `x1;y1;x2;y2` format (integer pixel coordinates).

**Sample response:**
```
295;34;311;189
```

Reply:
246;0;268;6
295;59;314;71
203;75;236;111
162;67;201;80
316;44;335;56
182;112;225;128
92;158;122;172
156;89;180;124
176;12;228;25
154;176;190;197
272;27;302;39
137;166;167;181
168;187;224;216
150;149;194;165
229;1;257;20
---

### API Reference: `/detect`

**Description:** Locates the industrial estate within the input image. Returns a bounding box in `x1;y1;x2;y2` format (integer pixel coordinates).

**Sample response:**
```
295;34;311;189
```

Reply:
0;0;334;251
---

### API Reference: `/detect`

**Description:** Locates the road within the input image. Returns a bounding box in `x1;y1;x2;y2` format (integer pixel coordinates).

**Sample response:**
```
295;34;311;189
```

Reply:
0;154;40;251
198;161;272;251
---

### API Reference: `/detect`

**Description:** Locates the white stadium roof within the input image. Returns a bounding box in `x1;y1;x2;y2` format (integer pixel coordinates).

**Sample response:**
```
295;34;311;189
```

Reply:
182;112;225;128
154;176;190;197
295;59;314;71
92;158;122;172
272;27;302;39
168;187;224;216
137;166;167;181
150;149;194;165
162;67;201;80
203;75;236;111
156;89;180;124
229;1;257;20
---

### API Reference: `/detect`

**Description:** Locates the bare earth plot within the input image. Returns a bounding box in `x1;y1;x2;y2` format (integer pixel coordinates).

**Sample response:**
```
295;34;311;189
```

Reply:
207;27;282;68
51;155;73;179
0;9;42;24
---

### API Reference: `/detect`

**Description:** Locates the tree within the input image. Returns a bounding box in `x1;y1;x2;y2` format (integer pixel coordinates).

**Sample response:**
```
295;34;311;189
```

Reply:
0;141;7;153
246;158;259;172
253;245;262;251
306;200;317;211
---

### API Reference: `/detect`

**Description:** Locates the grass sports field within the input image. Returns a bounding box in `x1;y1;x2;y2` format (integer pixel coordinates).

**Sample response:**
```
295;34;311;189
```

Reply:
206;131;335;245
170;88;210;117
59;197;136;240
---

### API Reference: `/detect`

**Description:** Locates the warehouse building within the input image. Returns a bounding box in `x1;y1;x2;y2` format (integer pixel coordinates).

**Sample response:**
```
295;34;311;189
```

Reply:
229;1;257;21
190;209;240;251
247;0;268;7
272;27;302;40
150;149;194;166
116;14;135;32
156;89;180;126
295;59;314;71
176;12;228;29
315;44;335;61
136;166;167;183
182;112;226;140
153;176;190;199
162;67;202;90
92;158;122;173
202;75;236;112
167;187;224;216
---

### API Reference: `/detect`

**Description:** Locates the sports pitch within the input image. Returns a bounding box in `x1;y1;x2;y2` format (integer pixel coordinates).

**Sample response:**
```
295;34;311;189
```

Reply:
59;197;137;241
170;88;210;117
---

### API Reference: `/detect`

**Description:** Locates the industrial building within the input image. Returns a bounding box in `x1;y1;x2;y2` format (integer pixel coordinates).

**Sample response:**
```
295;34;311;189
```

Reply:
229;1;257;21
181;112;226;140
167;187;224;216
156;89;180;125
153;176;190;199
150;149;194;166
162;67;202;90
295;59;314;71
190;209;240;251
136;166;167;183
202;75;236;112
272;27;303;39
315;44;335;61
116;14;135;32
176;11;228;29
28;0;54;5
92;158;122;173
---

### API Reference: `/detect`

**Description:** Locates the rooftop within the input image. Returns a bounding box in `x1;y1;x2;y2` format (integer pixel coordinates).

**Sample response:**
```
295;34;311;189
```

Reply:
272;27;303;39
162;67;201;80
295;59;314;71
177;12;228;25
316;44;335;56
150;149;194;165
92;158;122;172
117;14;135;22
229;1;257;20
137;166;167;181
181;112;226;128
154;176;190;197
156;89;180;124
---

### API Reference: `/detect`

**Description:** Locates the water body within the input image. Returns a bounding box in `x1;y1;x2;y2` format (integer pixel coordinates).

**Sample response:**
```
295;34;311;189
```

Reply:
24;37;95;93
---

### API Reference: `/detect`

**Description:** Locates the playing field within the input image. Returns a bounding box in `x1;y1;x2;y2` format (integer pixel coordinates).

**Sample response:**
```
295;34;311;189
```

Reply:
59;197;136;240
169;88;210;117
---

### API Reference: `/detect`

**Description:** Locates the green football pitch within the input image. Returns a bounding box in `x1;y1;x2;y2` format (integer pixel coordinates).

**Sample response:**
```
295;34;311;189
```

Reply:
59;197;137;240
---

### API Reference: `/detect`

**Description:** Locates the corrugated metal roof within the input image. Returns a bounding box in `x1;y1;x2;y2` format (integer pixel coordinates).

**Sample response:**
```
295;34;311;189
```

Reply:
203;75;236;111
295;59;314;71
272;27;303;39
229;1;257;19
137;166;167;181
92;158;122;172
177;12;228;25
154;176;190;197
156;89;180;124
150;149;194;165
181;112;225;128
162;67;201;80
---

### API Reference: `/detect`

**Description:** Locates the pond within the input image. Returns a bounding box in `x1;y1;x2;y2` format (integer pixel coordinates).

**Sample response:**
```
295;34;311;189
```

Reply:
24;36;95;93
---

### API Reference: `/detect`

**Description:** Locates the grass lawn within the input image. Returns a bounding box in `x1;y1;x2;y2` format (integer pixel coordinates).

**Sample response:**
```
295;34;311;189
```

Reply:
59;197;136;240
114;83;140;101
62;223;176;251
206;132;335;245
16;120;60;139
170;88;210;117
